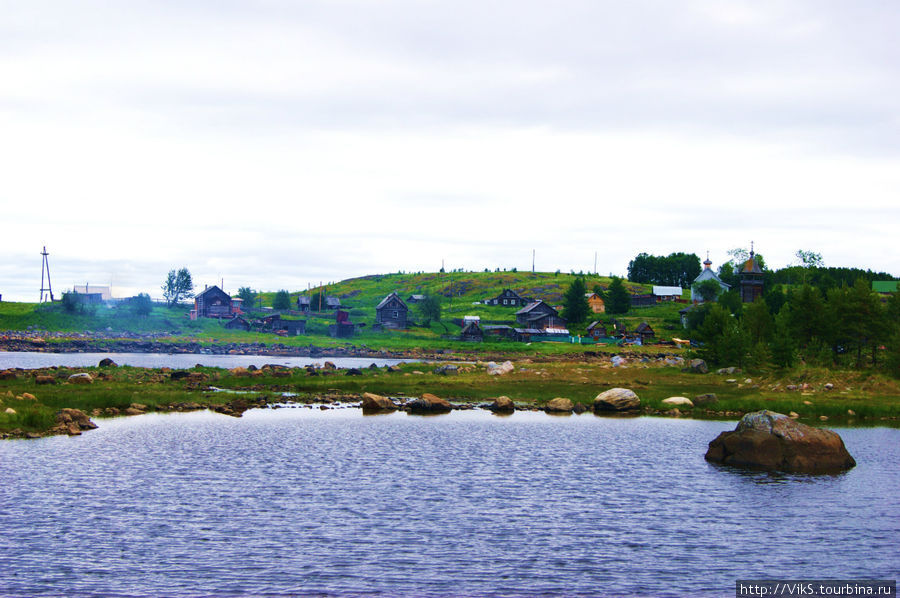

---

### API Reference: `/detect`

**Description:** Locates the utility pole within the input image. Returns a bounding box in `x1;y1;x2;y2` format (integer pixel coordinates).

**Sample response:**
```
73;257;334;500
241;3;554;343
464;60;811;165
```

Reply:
40;246;54;302
532;249;535;274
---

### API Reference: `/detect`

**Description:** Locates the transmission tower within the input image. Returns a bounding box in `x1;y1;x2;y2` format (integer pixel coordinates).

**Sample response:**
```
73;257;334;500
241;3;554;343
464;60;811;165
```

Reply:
40;246;54;302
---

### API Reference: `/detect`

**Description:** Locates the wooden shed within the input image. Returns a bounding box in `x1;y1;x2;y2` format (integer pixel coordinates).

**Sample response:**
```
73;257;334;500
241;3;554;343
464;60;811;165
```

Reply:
224;316;250;331
586;321;607;340
375;292;409;329
460;321;484;342
634;322;655;343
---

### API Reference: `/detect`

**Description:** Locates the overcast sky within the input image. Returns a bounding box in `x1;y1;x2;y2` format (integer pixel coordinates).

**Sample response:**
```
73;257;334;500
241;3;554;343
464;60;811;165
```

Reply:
2;0;898;302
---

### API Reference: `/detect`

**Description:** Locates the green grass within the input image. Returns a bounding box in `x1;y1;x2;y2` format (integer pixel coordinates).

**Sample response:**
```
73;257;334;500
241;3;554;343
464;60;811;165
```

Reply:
3;358;899;437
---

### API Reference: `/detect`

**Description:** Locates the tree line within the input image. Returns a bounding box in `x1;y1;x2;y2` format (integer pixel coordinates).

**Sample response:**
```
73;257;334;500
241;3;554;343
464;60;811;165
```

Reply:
687;280;900;375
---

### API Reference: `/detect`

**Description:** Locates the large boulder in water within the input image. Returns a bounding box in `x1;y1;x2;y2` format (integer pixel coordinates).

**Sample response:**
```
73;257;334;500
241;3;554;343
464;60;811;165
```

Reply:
361;392;398;411
545;397;574;413
407;393;452;414
705;410;856;474
593;388;641;412
488;396;515;413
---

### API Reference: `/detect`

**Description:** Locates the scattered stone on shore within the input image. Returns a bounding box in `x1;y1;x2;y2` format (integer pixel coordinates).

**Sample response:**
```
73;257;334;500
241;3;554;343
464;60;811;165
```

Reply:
407;393;452;414
54;408;98;436
488;396;515;413
717;367;741;375
433;364;459;376
323;361;337;370
694;393;718;406
67;373;93;384
487;361;514;376
662;396;693;408
361;392;398;411
788;411;800;419
545;397;574;413
98;358;118;367
683;359;708;374
0;370;17;380
705;410;856;473
20;393;37;401
34;375;56;385
4;407;16;415
594;388;641;412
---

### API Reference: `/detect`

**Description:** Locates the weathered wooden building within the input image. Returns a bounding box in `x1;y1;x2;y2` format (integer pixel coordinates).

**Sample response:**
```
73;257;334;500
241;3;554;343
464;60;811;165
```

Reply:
460;321;484;342
375;292;409;329
485;289;530;307
224;316;251;331
407;294;426;304
515;300;567;330
633;322;655;344
586;321;607;340
630;294;656;308
296;296;311;313
192;285;238;319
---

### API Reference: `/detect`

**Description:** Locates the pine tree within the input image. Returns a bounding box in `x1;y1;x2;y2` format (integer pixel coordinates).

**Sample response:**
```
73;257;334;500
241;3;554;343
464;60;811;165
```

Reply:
562;277;590;324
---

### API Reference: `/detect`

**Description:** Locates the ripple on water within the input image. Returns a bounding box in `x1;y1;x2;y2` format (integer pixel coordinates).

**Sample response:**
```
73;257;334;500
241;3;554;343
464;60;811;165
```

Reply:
1;409;898;597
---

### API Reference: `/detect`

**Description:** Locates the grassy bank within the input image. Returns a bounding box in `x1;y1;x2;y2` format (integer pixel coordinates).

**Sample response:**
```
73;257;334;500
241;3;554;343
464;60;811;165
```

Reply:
3;358;899;438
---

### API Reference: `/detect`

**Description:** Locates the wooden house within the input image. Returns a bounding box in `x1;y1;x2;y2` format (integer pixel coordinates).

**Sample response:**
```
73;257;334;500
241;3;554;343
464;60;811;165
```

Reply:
585;292;606;313
586;321;607;340
515;300;567;330
407;294;426;304
192;285;238;319
326;297;342;311
296;296;311;313
459;321;484;342
224;316;250;331
652;286;683;302
633;322;655;344
375;292;409;329
485;289;530;307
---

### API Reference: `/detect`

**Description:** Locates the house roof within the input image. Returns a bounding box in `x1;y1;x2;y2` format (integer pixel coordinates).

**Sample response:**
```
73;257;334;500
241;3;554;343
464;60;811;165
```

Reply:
586;321;605;331
376;292;408;310
872;281;898;293
635;322;654;333
693;268;730;288
196;285;229;299
652;286;683;296
741;252;763;274
515;300;556;315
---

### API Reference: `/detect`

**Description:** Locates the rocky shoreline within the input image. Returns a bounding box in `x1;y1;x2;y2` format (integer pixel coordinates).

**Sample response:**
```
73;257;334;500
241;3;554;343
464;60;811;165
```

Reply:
0;335;422;360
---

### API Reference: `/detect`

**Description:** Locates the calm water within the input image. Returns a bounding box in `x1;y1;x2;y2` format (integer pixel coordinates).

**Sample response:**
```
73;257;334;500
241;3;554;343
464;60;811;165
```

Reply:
0;351;413;370
1;409;897;598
